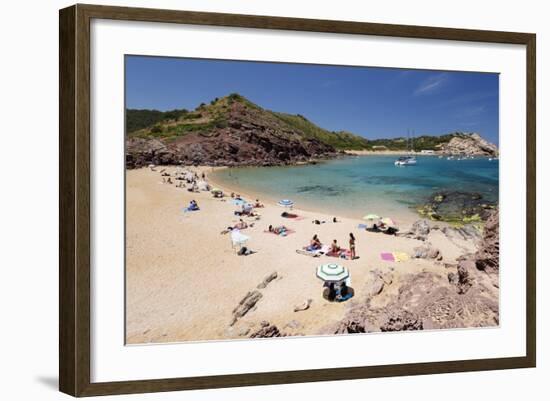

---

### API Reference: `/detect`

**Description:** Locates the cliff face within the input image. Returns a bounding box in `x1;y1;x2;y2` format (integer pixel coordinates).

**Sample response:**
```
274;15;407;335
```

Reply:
475;208;499;273
438;133;498;156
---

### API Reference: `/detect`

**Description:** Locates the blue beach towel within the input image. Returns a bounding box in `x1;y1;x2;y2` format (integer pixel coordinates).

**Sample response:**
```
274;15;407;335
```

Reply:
357;224;367;229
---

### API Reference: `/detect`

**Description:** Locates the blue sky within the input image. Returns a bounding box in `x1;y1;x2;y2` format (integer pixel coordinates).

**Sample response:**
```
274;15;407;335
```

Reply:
126;56;499;144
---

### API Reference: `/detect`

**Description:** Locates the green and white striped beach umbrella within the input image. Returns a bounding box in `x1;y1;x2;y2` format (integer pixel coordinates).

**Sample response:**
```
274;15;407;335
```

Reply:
316;263;349;282
363;214;380;220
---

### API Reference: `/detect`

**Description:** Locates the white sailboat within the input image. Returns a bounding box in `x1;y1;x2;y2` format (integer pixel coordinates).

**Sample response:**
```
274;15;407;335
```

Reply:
394;129;417;166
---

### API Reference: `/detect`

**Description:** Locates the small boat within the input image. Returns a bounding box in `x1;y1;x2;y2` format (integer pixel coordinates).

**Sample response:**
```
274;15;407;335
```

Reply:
394;156;417;166
394;129;417;166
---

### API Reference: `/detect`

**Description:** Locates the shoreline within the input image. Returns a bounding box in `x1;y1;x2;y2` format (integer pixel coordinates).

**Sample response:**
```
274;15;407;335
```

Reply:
206;166;421;226
344;150;414;156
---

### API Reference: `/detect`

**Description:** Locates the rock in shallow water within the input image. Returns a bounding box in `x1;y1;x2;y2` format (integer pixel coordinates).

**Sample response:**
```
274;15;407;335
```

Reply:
417;191;496;222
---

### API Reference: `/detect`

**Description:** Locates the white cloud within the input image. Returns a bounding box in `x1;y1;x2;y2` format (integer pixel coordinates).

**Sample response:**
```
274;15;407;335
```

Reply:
414;73;448;95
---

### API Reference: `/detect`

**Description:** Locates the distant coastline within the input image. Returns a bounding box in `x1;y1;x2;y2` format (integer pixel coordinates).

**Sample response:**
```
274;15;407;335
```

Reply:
344;150;414;156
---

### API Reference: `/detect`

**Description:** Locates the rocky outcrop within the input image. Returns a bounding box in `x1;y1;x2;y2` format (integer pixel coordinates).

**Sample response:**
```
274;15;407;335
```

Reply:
439;133;498;156
364;269;393;299
441;225;481;242
322;269;498;335
249;321;286;338
380;310;423;332
417;191;497;222
320;210;500;335
398;219;431;241
413;242;441;259
257;271;278;289
293;299;312;312
475;209;499;273
126;137;177;167
230;290;262;326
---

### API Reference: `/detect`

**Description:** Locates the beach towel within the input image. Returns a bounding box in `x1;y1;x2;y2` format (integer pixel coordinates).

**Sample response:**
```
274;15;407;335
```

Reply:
357;223;367;230
182;207;200;213
283;214;305;221
327;248;352;259
380;252;395;262
296;249;321;257
230;229;249;249
393;252;410;262
297;244;330;257
336;292;353;302
232;199;246;206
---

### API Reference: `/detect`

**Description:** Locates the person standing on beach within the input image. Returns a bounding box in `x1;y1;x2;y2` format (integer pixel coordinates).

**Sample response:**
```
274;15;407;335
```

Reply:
349;233;356;259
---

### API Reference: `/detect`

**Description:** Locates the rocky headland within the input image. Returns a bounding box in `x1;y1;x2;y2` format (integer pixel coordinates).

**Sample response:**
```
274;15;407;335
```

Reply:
438;133;499;157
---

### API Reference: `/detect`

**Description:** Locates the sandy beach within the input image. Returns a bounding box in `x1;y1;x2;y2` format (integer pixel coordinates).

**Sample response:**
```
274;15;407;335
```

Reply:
345;150;419;156
124;165;485;344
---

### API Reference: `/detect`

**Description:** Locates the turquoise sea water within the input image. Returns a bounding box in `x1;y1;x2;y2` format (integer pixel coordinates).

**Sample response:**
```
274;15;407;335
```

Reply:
211;156;499;223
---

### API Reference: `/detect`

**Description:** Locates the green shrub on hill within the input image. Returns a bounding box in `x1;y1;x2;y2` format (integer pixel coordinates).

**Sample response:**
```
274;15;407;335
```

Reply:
126;108;188;133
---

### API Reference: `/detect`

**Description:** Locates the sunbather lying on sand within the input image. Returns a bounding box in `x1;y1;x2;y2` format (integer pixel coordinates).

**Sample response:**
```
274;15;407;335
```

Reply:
381;226;399;235
267;225;288;234
234;209;259;217
233;219;249;230
281;211;299;218
366;223;381;232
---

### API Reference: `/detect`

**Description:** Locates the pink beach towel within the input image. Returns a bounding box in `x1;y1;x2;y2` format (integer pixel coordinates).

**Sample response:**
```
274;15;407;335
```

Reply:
326;248;352;259
380;252;395;262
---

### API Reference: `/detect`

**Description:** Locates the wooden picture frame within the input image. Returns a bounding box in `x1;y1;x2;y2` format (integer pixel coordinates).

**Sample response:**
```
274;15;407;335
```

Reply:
59;3;536;397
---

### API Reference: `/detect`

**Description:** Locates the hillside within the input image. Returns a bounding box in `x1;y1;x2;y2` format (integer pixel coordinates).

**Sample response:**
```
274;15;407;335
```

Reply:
125;94;498;168
365;133;457;151
363;132;497;155
126;94;368;168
